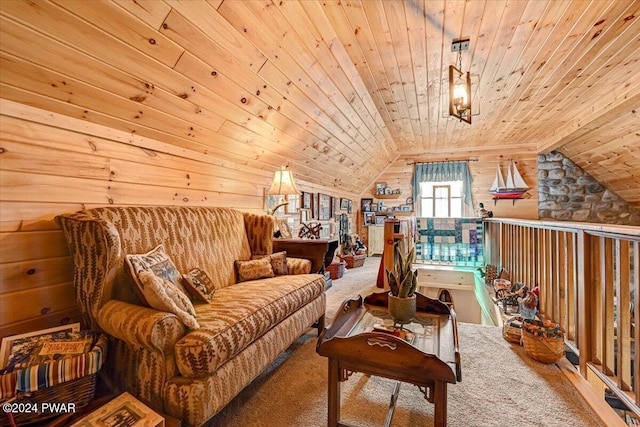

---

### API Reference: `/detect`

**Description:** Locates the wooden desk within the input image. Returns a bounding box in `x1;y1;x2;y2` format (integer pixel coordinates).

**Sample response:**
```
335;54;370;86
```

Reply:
316;292;461;427
273;238;339;274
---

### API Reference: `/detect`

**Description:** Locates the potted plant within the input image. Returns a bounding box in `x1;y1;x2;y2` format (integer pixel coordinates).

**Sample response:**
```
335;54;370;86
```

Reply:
385;245;418;323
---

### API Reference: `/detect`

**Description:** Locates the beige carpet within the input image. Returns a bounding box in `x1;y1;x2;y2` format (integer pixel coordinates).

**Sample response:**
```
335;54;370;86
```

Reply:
207;257;601;427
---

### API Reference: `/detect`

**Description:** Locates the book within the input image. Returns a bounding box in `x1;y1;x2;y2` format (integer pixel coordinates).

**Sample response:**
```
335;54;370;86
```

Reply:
2;329;94;372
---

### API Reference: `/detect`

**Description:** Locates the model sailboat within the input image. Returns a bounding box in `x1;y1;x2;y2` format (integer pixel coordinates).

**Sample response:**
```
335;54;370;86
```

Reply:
489;161;529;199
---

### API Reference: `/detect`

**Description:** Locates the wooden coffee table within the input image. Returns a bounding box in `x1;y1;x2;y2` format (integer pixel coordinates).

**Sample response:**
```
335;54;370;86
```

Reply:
316;292;461;427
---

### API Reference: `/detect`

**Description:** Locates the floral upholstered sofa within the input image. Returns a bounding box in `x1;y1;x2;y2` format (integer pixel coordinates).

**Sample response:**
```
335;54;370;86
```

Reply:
55;206;326;426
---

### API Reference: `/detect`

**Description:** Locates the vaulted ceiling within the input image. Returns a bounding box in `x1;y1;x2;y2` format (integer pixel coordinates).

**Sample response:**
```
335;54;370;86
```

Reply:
0;0;638;206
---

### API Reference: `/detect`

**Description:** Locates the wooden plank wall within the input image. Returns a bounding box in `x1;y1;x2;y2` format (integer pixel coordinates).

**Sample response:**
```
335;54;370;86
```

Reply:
0;100;359;339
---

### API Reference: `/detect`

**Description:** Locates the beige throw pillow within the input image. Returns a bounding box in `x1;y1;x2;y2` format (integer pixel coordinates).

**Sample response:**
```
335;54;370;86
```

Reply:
235;257;275;282
251;251;288;276
125;244;186;305
137;271;200;329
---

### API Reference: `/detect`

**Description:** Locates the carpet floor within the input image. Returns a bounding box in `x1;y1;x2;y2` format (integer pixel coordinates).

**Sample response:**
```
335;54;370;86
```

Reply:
207;257;601;427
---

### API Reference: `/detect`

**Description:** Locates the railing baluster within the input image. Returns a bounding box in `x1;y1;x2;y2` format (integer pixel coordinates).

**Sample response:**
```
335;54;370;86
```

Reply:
602;237;615;376
616;239;631;390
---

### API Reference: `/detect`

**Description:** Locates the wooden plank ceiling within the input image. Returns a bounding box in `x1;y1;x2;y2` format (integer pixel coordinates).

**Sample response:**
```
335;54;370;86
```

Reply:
0;0;638;206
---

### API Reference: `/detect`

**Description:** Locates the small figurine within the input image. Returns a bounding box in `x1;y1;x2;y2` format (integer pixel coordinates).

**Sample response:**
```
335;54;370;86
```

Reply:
478;202;493;218
518;289;538;319
353;234;367;255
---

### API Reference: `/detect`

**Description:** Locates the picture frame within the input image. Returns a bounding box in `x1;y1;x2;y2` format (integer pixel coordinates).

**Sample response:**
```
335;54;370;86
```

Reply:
285;194;300;214
278;218;292;239
301;191;312;209
364;212;376;225
375;215;386;225
384;187;393;195
299;208;310;224
318;193;331;220
340;198;350;211
347;199;353;213
312;193;319;219
0;323;81;370
361;198;373;212
331;196;338;218
375;182;387;195
71;392;164;427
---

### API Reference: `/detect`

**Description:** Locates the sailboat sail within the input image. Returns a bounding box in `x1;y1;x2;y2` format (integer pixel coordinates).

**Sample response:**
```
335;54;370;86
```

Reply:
488;161;528;199
489;165;505;192
511;161;529;189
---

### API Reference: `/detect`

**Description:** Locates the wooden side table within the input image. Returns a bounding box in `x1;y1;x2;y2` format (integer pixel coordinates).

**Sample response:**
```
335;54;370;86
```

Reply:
273;238;339;274
316;292;461;427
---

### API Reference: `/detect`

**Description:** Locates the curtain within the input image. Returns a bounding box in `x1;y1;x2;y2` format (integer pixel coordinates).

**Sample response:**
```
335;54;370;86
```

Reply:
412;161;473;211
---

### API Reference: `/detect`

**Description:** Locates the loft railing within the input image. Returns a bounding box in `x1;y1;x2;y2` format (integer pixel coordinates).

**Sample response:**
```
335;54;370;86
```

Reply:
484;218;640;416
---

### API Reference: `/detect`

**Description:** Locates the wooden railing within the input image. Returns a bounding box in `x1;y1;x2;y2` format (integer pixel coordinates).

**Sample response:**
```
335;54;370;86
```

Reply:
484;218;640;416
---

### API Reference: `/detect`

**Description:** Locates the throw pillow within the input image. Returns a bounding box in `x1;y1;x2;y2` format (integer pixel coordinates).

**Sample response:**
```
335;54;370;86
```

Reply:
252;251;288;276
125;244;185;306
235;257;275;283
137;271;200;329
182;268;215;303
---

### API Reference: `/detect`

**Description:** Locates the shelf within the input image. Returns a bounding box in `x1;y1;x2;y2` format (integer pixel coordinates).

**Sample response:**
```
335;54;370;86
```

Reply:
374;193;401;199
391;211;414;216
492;196;523;206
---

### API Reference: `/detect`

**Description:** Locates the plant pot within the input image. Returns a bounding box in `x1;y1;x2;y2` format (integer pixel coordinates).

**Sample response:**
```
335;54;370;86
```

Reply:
388;293;416;324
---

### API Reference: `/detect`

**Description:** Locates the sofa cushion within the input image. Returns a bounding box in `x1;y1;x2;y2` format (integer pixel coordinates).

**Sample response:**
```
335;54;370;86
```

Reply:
252;251;288;276
235;258;274;282
174;274;325;377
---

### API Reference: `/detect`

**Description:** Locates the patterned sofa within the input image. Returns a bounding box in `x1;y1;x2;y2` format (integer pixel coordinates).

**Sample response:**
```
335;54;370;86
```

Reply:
55;207;326;426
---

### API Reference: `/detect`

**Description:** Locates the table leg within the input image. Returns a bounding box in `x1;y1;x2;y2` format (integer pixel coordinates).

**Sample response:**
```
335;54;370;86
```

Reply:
433;381;448;427
328;358;340;427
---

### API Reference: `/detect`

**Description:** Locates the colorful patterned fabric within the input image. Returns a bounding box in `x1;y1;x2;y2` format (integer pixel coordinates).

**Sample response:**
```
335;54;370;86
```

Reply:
0;335;107;399
175;274;325;377
415;217;484;266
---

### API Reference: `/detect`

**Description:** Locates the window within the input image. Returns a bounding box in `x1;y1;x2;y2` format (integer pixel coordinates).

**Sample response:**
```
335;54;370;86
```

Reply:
419;180;463;217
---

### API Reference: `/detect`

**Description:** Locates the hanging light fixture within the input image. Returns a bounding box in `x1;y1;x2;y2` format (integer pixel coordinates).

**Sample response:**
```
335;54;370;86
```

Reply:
449;37;472;124
266;165;301;215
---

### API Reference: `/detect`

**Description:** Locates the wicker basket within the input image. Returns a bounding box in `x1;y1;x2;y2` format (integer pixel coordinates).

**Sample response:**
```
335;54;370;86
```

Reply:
327;261;345;279
522;319;565;364
1;374;97;427
0;333;106;426
341;254;366;268
502;316;523;344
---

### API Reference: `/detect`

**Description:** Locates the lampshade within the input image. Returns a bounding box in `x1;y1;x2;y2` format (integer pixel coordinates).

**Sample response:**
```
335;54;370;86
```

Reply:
267;166;301;196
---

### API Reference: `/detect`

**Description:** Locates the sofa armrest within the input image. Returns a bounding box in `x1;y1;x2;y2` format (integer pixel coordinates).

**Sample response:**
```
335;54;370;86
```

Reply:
287;257;312;275
97;300;186;353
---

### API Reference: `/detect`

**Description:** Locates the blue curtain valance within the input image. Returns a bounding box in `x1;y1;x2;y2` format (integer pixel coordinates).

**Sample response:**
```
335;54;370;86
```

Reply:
412;161;473;210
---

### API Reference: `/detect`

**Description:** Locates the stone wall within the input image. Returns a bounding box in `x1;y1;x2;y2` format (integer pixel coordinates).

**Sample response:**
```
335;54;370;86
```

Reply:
538;151;640;225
